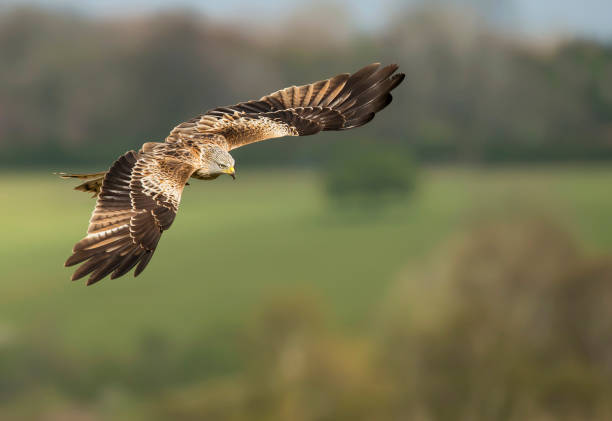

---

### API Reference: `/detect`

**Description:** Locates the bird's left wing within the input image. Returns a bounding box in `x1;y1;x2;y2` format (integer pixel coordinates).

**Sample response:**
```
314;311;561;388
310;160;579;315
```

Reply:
66;151;195;285
165;63;405;151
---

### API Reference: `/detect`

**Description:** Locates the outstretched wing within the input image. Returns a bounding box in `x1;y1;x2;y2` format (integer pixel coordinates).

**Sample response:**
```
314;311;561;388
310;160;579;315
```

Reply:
65;151;195;285
166;63;405;150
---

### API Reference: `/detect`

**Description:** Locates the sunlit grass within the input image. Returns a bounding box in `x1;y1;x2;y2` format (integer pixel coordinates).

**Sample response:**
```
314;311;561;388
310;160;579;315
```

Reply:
1;165;611;356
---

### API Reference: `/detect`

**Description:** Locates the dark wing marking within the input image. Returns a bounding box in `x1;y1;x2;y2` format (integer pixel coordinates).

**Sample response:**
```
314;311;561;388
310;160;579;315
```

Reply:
65;151;195;285
165;63;405;150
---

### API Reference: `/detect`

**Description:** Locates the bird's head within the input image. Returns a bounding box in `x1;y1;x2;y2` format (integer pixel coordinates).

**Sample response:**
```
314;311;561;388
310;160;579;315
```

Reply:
196;144;236;180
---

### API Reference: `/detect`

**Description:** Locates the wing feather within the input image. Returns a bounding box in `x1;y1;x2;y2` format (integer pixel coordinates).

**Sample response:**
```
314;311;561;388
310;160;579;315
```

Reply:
66;151;195;285
165;63;405;150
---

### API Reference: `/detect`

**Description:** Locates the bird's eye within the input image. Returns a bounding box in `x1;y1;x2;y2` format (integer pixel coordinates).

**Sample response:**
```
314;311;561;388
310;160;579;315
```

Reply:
219;163;227;169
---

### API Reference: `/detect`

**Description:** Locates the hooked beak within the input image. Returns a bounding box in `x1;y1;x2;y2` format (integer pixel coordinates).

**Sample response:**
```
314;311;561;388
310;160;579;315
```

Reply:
223;166;236;179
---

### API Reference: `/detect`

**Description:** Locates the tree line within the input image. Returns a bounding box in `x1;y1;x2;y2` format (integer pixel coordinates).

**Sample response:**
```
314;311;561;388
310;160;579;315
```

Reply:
1;6;612;167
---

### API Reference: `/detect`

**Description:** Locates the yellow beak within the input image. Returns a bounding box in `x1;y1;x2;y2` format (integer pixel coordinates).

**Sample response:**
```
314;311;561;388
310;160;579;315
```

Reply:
223;166;236;179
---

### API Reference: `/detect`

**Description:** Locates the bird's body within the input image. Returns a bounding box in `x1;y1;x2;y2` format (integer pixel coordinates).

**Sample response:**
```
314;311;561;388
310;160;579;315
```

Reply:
62;63;405;284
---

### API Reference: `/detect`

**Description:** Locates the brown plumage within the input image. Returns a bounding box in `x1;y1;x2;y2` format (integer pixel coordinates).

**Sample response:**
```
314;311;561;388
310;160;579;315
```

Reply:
63;63;405;285
167;63;404;149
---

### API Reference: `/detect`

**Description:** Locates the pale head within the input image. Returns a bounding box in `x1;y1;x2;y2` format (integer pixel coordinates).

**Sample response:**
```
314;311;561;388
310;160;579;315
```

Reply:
194;144;236;180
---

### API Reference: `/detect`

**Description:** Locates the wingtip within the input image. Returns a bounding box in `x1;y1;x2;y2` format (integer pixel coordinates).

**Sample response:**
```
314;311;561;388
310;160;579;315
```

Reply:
86;271;106;285
390;73;405;91
65;252;82;267
134;251;153;277
384;63;399;73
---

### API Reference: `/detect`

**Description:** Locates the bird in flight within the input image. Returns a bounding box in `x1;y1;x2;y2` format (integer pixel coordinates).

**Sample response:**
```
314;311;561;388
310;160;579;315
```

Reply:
61;63;405;285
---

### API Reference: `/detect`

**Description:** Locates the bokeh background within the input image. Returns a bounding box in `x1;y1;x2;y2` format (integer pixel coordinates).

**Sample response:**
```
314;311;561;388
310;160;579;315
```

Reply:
2;0;612;420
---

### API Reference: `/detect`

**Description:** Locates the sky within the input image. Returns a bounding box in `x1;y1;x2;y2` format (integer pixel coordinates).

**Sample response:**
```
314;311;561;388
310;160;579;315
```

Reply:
4;0;612;41
515;0;612;40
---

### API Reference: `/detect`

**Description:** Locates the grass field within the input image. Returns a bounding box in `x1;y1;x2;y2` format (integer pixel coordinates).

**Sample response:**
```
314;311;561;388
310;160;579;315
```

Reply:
1;165;611;359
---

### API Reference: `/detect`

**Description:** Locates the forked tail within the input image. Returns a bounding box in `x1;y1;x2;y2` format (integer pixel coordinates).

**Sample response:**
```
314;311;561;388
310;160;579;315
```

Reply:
57;171;107;197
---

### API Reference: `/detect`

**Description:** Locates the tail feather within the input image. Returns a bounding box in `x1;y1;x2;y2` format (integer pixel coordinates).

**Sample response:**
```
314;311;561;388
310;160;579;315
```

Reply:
57;171;107;197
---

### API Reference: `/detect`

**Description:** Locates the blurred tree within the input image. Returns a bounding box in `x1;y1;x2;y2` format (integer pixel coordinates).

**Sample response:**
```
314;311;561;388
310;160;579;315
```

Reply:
2;6;612;167
323;142;418;208
4;216;612;419
154;290;393;421
378;218;612;420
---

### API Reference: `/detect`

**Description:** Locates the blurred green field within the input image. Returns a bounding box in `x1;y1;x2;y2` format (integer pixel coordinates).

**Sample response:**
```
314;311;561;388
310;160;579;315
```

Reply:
1;165;611;359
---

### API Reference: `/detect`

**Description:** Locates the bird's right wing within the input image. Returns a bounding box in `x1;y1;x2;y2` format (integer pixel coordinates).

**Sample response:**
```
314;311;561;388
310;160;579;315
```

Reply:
165;63;405;150
65;151;195;285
